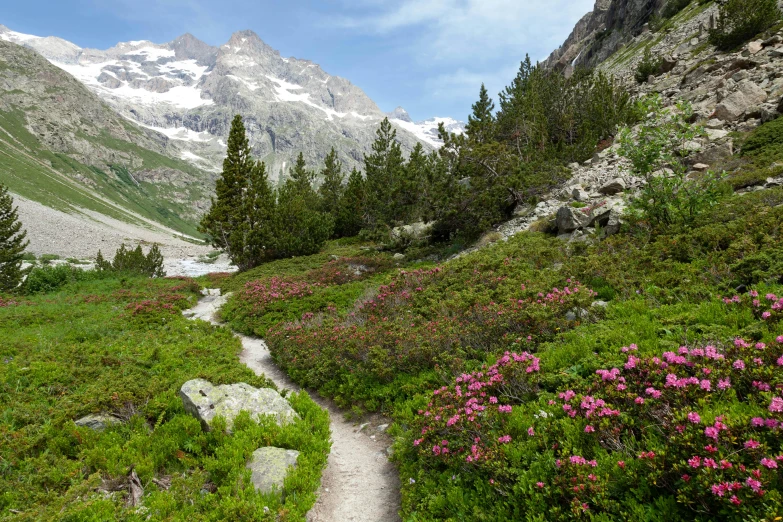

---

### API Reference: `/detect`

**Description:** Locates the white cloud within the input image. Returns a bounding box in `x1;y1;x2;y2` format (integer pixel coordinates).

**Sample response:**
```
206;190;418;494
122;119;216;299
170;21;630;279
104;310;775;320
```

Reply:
337;0;595;65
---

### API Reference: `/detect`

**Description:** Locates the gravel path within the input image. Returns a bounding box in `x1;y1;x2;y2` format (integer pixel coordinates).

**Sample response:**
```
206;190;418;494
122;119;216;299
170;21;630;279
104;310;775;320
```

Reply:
184;291;401;522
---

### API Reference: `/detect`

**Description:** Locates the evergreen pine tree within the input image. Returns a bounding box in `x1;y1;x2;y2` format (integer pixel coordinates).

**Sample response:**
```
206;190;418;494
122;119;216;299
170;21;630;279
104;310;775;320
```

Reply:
145;244;165;278
0;184;29;292
336;168;366;238
466;83;496;144
318;148;345;230
364;118;405;230
241;160;277;268
273;155;334;257
199;115;253;263
95;250;111;272
398;143;429;223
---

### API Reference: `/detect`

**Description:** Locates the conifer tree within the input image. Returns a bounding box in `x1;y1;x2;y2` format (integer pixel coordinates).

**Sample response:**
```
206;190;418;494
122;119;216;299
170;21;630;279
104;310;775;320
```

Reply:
364;118;405;230
144;244;165;278
466;83;496;144
273;155;334;257
199;115;253;262
241;160;277;268
336;168;366;238
0;184;29;292
318;148;345;229
398;143;429;223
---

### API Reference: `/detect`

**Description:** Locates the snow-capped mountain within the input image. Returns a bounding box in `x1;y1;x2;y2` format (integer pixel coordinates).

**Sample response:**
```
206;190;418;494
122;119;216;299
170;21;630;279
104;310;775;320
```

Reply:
0;25;459;178
386;106;466;148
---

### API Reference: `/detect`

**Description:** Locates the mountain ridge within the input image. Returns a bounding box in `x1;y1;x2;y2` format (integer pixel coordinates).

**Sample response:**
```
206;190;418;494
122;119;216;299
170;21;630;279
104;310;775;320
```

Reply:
0;24;459;178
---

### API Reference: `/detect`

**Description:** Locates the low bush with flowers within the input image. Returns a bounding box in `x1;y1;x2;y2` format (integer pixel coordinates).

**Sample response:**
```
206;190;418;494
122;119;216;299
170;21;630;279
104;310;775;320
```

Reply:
222;256;395;336
396;288;783;521
265;267;595;410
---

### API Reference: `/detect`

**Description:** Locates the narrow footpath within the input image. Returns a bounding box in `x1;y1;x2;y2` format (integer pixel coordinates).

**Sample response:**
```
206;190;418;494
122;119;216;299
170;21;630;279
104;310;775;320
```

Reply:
185;291;401;522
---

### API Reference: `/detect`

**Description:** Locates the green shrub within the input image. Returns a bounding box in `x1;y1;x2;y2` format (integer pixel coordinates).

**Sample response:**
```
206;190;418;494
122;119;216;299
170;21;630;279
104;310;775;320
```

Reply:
96;243;165;277
23;264;97;294
39;253;60;265
635;47;663;83
619;96;729;229
709;0;782;51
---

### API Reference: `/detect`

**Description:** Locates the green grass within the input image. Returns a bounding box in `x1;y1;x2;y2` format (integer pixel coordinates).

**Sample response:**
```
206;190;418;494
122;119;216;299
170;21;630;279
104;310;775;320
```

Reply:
0;275;330;521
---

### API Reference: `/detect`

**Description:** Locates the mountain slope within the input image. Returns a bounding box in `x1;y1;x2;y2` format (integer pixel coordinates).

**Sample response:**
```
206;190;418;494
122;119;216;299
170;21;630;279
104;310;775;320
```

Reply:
0;26;440;179
0;39;216;239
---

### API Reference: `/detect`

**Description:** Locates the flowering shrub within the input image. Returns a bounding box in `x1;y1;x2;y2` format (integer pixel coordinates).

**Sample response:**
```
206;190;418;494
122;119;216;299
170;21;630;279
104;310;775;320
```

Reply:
242;277;320;314
400;294;783;520
266;275;594;409
125;292;189;320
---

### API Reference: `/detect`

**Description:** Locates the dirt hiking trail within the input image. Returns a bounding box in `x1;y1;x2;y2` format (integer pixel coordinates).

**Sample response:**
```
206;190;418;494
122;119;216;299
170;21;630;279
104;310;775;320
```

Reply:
185;291;401;522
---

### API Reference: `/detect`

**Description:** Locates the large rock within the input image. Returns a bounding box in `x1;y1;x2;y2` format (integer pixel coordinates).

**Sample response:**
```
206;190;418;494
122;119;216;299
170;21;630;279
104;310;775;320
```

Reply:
691;140;734;166
598;178;626;195
714;81;768;121
246;447;300;496
588;207;622;236
180;379;298;432
556;206;590;234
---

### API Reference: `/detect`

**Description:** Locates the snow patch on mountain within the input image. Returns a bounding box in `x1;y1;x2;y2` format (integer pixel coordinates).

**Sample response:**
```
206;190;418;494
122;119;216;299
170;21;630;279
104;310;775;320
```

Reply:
389;112;467;147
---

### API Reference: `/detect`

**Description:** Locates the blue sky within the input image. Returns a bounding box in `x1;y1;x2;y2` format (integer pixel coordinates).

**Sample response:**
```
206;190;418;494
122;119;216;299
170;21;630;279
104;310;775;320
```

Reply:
3;0;595;121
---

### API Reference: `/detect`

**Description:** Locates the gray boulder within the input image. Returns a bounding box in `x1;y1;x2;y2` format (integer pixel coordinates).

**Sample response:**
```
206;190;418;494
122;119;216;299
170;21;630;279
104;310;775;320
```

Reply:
246;447;300;496
180;379;298;432
598;178;626;195
571;186;590;202
75;413;121;431
390;222;434;242
556;206;590;233
588;205;623;236
714;81;768;121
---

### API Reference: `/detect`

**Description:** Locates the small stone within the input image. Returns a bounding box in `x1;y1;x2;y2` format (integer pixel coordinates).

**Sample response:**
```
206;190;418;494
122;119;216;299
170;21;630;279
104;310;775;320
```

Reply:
748;41;763;55
358;423;370;432
571;186;590;202
75;414;121;431
692;163;710;172
591;301;609;308
246;447;299;496
377;423;389;432
598;178;626;195
392;253;405;261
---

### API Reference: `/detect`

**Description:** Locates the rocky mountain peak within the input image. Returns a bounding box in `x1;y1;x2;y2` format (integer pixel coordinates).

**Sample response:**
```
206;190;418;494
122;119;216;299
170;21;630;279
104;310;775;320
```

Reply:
224;30;278;57
388;106;412;123
168;33;217;65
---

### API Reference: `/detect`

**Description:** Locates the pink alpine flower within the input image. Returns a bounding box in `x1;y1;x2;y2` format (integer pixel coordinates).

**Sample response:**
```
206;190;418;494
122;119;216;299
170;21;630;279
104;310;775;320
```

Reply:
733;359;745;370
687;412;701;424
769;397;783;413
497;435;512;444
761;458;778;469
745;439;760;449
705;427;719;440
584;425;595;433
528;427;535;436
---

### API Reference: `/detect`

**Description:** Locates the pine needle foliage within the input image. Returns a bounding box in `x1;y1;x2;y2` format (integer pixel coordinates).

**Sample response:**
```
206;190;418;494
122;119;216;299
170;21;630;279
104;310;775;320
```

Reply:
0;183;29;292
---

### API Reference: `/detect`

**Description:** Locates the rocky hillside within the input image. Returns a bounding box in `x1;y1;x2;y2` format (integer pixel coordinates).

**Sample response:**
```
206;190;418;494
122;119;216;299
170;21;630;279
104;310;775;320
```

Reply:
489;0;783;246
0;25;440;180
0;39;217;240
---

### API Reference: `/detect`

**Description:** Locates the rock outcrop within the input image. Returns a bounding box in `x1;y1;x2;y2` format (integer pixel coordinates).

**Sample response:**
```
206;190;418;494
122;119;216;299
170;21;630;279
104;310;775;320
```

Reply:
180;378;299;432
246;447;300;496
